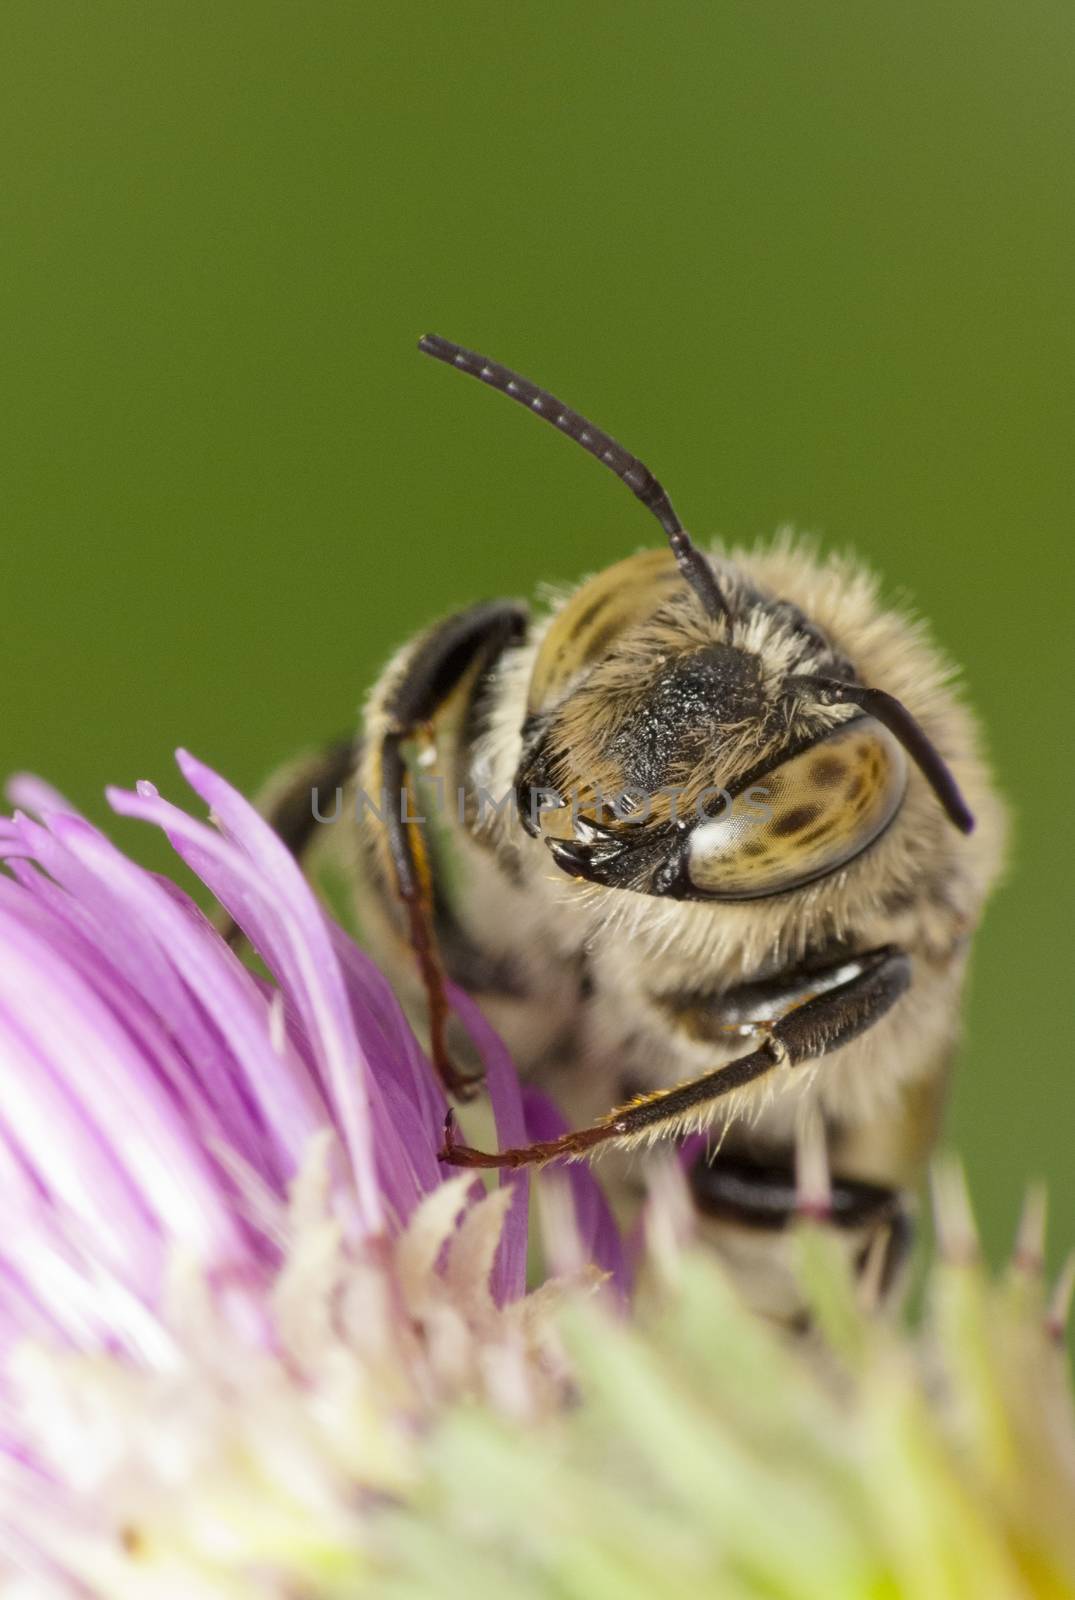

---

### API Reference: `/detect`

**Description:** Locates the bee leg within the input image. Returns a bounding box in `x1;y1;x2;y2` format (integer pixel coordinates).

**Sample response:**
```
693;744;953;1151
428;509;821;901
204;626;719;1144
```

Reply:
440;947;911;1167
381;728;482;1100
218;737;356;947
694;1152;908;1324
689;1155;901;1230
378;602;528;1101
688;1147;912;1294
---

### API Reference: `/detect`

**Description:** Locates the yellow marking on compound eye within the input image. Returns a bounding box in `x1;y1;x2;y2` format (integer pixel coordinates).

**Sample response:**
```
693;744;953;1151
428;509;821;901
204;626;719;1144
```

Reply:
686;717;908;898
528;547;678;714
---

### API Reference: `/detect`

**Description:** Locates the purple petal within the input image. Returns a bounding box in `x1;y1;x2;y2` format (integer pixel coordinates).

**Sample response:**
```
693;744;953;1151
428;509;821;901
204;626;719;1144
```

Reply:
523;1088;631;1302
328;927;446;1199
0;745;632;1392
446;985;530;1305
175;751;386;1226
23;812;327;1193
5;773;79;818
679;1132;708;1171
107;766;383;1237
0;902;246;1293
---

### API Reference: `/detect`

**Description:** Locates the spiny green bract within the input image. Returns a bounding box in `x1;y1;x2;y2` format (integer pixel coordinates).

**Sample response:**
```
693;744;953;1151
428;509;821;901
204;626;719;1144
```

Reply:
382;1221;1075;1600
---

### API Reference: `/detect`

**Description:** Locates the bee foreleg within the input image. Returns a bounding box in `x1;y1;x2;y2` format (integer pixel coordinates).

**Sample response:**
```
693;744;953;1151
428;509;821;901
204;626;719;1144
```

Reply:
381;728;482;1100
376;602;528;1101
440;947;911;1168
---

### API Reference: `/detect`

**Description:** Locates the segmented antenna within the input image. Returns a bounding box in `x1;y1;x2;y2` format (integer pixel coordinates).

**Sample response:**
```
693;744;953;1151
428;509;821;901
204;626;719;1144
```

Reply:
789;675;976;834
418;334;731;623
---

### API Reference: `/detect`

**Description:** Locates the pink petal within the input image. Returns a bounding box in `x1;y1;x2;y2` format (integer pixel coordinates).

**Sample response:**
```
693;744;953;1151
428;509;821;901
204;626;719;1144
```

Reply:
447;986;530;1305
109;762;383;1236
523;1089;631;1302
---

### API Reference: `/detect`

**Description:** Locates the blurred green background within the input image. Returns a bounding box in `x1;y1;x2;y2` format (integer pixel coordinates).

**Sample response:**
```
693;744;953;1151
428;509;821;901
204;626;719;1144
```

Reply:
2;3;1072;1274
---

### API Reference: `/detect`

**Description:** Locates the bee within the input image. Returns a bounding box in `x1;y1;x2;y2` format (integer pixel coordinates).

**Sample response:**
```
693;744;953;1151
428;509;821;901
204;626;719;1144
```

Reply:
258;334;1006;1321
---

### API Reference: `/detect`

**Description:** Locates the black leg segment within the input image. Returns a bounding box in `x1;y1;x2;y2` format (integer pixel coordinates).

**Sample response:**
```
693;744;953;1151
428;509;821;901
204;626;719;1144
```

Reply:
688;1153;900;1232
441;947;911;1167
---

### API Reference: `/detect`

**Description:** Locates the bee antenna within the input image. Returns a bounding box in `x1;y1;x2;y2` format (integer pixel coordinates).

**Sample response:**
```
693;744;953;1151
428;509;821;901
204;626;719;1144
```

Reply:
418;334;732;624
788;675;975;834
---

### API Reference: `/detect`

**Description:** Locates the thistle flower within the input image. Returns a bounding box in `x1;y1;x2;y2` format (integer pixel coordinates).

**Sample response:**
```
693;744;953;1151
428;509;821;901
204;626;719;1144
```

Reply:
0;755;1072;1599
0;752;620;1593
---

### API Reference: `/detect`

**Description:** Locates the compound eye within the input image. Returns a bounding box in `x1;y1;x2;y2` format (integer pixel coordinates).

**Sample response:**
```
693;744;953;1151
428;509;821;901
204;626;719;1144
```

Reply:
686;717;907;898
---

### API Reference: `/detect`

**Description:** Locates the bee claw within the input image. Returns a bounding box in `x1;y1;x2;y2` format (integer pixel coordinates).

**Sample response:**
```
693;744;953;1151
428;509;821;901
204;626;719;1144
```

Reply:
437;1116;506;1168
438;1108;460;1162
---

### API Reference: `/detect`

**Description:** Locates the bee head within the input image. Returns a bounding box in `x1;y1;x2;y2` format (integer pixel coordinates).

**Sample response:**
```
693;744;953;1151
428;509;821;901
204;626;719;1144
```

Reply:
515;566;973;902
418;335;974;902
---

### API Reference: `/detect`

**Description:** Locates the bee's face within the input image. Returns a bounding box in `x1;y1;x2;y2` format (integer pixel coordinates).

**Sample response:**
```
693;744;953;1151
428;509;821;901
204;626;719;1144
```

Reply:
516;553;917;905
